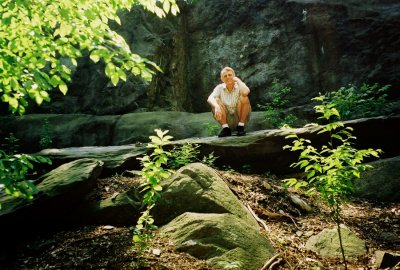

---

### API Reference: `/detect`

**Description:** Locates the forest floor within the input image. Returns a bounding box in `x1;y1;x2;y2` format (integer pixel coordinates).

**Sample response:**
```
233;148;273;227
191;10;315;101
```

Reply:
2;169;400;270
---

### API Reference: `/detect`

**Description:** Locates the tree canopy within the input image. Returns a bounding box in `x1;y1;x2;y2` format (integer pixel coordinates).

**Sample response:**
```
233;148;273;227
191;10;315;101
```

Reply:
0;0;179;114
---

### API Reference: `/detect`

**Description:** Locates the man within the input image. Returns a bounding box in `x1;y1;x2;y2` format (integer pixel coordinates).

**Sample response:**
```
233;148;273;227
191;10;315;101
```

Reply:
207;67;251;137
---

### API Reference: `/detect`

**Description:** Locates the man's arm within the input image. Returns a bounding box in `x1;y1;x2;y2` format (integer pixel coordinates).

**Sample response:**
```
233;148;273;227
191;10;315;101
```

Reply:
207;86;222;121
234;77;250;96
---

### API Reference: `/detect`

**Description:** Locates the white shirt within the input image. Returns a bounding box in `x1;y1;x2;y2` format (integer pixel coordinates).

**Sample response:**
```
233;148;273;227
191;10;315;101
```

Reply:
211;82;241;115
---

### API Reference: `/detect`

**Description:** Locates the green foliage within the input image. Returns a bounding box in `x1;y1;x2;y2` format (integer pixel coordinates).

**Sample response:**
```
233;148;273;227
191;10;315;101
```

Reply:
1;133;20;154
39;118;53;149
203;122;220;136
133;129;172;253
283;93;382;268
324;83;394;120
168;143;217;169
168;143;199;169
0;0;179;114
0;150;52;207
258;78;298;128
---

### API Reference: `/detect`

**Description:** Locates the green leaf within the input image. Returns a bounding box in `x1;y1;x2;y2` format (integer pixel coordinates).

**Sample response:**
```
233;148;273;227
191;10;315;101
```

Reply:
111;74;119;86
133;235;142;243
90;51;101;63
153;184;162;191
163;1;170;13
59;84;68;95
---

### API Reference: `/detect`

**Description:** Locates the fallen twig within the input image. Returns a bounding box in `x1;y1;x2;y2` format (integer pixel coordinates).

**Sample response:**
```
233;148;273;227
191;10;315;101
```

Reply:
261;253;281;270
269;258;283;269
246;204;270;232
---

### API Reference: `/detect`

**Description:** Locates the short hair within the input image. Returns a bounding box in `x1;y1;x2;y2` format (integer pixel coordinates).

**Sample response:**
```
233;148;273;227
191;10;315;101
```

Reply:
220;66;235;80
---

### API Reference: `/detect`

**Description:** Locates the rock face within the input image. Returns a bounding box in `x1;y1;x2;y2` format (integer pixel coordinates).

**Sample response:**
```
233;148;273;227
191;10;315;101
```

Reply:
18;0;399;115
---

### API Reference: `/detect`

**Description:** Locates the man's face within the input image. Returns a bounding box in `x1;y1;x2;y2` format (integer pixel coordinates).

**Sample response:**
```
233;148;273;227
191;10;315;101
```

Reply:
221;70;234;84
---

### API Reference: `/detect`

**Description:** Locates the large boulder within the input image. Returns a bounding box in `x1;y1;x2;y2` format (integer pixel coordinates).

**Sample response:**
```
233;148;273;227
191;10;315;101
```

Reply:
152;163;258;226
162;212;275;270
154;163;275;269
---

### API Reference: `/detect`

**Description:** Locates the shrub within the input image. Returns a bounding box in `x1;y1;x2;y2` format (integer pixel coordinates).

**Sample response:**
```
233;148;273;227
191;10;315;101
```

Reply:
168;143;217;169
258;78;298;128
324;83;393;120
283;94;382;269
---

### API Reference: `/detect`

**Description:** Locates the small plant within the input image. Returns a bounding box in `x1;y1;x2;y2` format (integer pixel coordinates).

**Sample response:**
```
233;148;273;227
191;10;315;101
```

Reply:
168;142;217;169
133;129;172;253
222;165;235;173
168;143;200;169
203;122;220;136
39;118;53;149
324;83;393;120
201;152;218;168
1;133;20;154
283;94;382;269
133;131;218;253
258;78;298;128
0;150;52;208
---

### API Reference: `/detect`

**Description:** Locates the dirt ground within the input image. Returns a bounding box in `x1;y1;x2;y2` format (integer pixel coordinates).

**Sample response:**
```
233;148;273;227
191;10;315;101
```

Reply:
1;169;399;270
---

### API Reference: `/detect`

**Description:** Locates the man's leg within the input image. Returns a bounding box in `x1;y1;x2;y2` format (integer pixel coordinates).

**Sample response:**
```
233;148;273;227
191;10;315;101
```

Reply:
236;95;251;136
211;99;231;137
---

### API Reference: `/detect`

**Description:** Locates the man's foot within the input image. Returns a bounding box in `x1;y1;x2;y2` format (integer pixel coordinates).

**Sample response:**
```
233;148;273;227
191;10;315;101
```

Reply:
218;127;232;137
236;125;246;136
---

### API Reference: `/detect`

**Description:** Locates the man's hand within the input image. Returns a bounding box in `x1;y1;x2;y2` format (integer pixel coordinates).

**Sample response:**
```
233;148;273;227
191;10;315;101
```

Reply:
214;105;222;121
233;76;242;84
234;76;250;96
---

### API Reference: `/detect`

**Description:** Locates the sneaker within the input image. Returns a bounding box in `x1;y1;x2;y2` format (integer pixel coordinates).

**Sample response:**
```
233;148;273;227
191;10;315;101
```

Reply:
218;127;232;137
236;125;246;136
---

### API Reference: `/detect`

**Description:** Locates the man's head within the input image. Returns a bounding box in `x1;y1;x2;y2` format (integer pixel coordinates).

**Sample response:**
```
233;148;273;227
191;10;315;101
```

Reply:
220;67;235;82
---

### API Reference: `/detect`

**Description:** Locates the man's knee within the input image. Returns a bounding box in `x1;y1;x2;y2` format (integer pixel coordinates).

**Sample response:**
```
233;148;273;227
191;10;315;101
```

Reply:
239;95;250;105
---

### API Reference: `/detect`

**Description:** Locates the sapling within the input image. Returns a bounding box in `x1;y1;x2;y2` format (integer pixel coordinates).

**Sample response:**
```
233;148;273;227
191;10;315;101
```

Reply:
283;94;382;269
133;129;172;253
